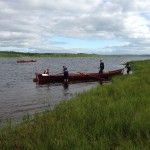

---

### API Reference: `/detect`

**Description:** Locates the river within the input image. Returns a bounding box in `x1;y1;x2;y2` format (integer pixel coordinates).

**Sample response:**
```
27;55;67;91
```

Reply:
0;55;149;123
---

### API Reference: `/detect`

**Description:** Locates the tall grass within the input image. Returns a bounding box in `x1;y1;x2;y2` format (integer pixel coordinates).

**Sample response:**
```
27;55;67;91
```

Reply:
0;60;150;149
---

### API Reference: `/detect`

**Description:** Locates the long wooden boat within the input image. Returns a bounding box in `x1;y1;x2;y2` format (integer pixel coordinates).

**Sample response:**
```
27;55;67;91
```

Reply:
33;69;123;84
17;60;36;63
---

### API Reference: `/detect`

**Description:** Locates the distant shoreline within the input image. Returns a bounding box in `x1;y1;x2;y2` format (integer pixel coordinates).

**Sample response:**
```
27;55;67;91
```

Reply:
0;51;149;58
0;51;99;58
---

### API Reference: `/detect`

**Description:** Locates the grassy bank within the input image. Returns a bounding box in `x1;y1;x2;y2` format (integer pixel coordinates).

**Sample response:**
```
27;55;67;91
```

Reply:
0;60;150;149
0;51;99;58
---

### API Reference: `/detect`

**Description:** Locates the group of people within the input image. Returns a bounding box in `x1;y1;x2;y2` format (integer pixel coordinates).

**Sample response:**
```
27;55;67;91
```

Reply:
99;60;131;74
43;59;131;83
43;66;69;82
62;60;105;83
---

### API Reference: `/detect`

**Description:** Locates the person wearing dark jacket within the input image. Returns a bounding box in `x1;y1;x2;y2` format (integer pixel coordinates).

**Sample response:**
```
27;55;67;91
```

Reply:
125;62;131;74
99;60;104;74
63;66;69;83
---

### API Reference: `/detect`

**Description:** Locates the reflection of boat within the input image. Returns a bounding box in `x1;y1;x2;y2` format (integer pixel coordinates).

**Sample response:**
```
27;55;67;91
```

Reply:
17;60;36;63
33;69;123;84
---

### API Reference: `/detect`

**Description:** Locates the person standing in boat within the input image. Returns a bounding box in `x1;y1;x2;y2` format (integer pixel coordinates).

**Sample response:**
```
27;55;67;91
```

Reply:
125;62;131;74
99;59;104;74
63;66;69;83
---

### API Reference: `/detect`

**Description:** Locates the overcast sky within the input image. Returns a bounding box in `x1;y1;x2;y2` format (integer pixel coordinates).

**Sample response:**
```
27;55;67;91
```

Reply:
0;0;150;54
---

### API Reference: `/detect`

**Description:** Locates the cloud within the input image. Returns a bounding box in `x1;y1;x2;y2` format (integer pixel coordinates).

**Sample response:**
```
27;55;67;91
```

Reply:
0;0;150;54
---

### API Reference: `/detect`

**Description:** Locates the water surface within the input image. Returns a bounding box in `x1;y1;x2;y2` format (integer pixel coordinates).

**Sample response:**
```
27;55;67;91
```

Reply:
0;56;149;122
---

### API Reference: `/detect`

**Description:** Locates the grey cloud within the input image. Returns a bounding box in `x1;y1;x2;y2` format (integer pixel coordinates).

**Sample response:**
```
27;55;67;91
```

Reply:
0;0;150;54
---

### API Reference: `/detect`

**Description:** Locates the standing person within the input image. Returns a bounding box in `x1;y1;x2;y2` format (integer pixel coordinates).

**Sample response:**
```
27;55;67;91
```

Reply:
99;59;104;74
63;66;69;83
125;62;131;74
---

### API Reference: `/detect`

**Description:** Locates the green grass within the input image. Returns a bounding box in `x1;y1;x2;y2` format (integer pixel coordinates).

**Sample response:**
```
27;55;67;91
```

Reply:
0;60;150;149
0;51;99;58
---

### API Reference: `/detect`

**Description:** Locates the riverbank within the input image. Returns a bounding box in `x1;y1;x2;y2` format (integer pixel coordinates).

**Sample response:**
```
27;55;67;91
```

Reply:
0;51;99;58
0;60;150;149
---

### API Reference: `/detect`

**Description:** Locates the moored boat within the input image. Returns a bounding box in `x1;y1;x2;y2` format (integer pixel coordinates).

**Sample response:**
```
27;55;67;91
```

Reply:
17;60;36;63
33;69;123;84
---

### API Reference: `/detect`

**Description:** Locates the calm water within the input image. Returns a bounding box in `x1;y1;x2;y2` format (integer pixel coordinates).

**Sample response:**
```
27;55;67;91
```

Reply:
0;56;149;123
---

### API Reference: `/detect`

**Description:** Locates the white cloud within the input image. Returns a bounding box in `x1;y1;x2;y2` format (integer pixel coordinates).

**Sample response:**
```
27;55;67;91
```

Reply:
0;0;150;54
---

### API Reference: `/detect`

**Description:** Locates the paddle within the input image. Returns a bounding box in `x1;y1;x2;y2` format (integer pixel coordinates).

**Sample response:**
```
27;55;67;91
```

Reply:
54;72;63;75
77;72;102;80
120;62;127;65
77;72;104;83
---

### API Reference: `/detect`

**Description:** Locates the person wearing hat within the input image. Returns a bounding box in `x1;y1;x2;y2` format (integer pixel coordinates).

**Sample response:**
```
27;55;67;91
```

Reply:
99;59;104;74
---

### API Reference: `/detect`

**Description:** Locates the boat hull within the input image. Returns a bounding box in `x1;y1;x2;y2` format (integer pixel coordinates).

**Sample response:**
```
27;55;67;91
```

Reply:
33;69;123;84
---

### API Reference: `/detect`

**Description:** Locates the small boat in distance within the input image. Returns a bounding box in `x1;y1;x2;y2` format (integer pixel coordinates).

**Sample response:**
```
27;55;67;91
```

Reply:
33;69;123;84
17;60;36;63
